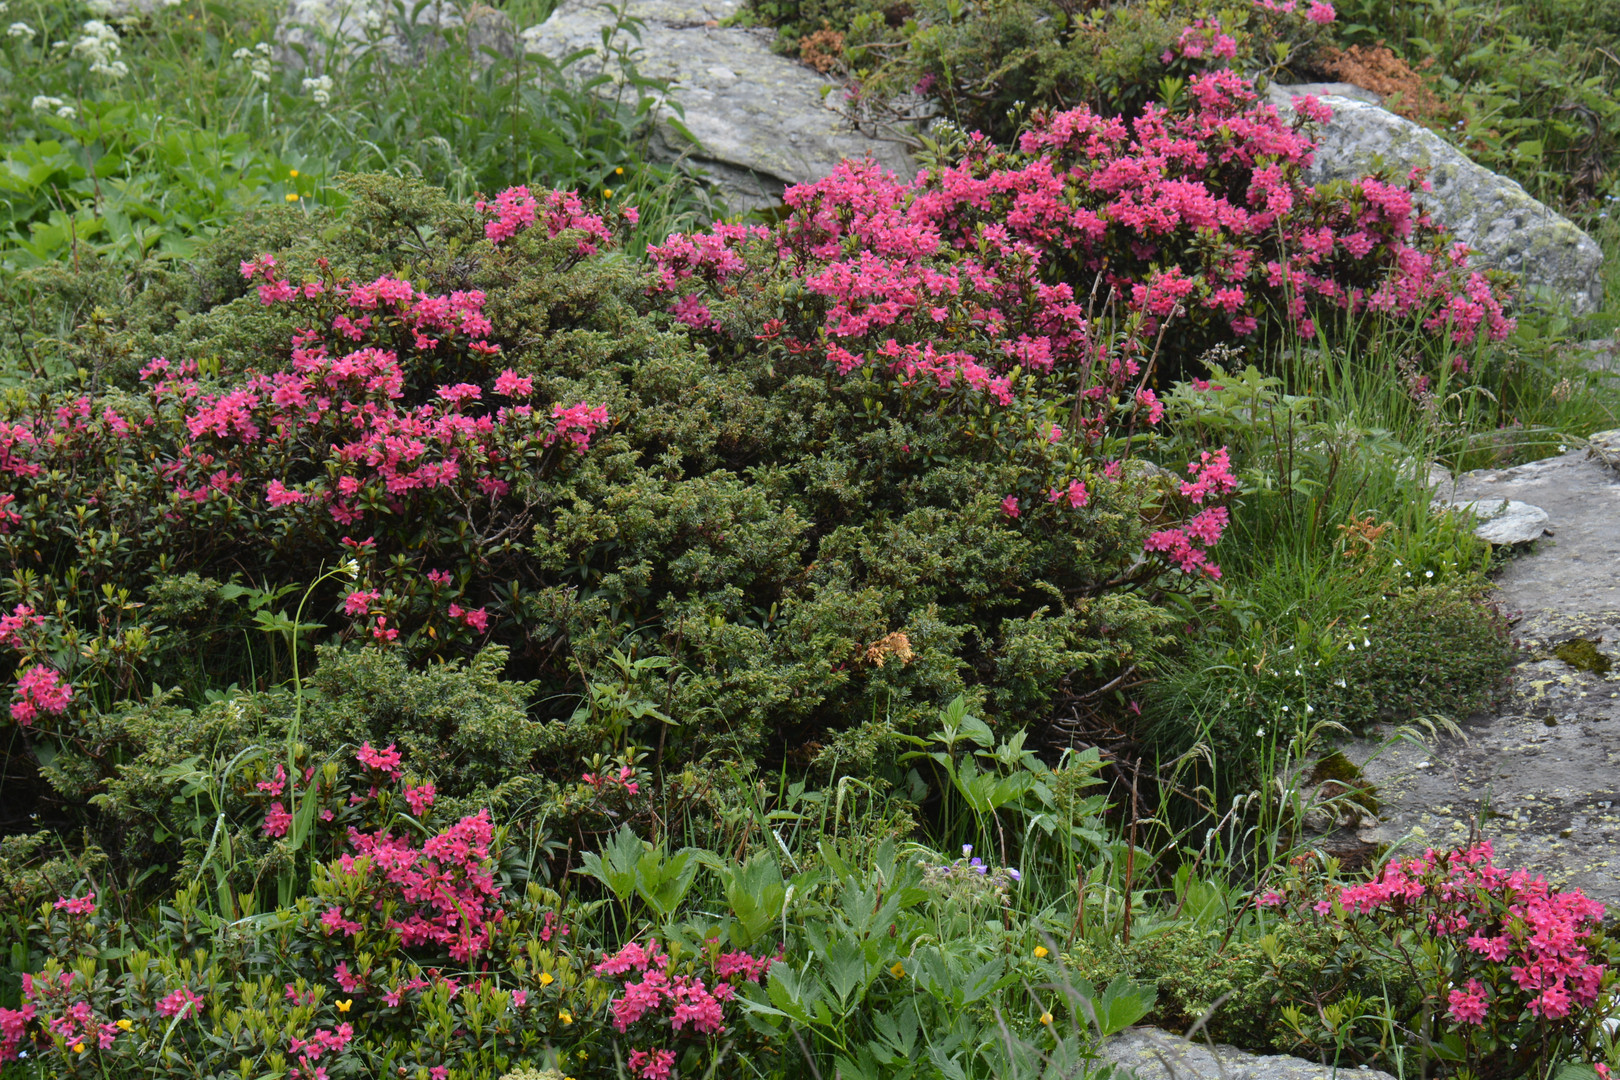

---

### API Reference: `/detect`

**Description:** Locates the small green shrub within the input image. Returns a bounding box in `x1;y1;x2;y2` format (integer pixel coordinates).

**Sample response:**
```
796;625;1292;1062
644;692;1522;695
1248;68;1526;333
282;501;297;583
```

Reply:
1067;915;1419;1059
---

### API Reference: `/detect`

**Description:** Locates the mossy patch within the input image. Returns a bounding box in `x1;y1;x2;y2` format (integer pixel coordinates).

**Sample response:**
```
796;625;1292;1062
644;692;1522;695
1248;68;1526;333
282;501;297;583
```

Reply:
1311;751;1382;816
1554;638;1613;674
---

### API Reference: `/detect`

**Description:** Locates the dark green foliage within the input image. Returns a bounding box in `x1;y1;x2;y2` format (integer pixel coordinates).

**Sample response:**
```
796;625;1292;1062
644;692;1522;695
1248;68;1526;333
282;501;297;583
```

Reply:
1333;584;1515;724
1070;918;1419;1061
2;174;1172;886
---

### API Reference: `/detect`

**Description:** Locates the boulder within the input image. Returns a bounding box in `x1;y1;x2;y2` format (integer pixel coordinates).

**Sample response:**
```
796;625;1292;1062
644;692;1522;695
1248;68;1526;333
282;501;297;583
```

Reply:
275;0;516;70
1270;84;1604;315
1101;1028;1396;1080
1444;497;1551;546
520;0;915;214
1588;429;1620;470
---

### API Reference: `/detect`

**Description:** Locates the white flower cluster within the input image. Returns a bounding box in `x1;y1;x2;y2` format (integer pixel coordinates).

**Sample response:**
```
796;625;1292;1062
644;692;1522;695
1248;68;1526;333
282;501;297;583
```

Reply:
72;20;128;79
232;41;274;85
30;94;77;119
302;73;334;106
7;21;34;41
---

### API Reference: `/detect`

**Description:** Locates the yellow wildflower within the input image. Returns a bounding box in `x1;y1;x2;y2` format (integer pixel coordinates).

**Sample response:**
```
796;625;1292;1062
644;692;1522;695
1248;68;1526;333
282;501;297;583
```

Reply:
889;962;905;978
336;999;352;1013
286;193;299;202
289;169;299;178
559;1010;573;1025
1033;946;1049;959
115;1019;133;1031
603;189;613;199
1040;1012;1053;1026
615;167;623;175
73;1042;85;1053
539;971;554;986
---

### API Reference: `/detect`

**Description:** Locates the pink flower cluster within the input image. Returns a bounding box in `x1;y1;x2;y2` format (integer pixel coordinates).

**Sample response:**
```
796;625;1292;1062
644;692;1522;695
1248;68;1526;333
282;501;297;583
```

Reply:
1142;449;1240;577
1265;840;1612;1061
10;971;120;1059
593;939;777;1078
0;1002;32;1063
1333;841;1608;1024
356;740;403;779
475;186;617;255
583;765;641;796
340;809;502;963
52;892;96;917
10;663;72;726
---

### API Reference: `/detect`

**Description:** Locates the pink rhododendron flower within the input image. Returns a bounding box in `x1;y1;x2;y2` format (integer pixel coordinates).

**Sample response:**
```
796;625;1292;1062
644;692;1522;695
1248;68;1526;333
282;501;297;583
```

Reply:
1444;980;1487;1024
266;480;309;507
263;802;292;838
1001;495;1021;518
53;892;96;917
157;987;203;1019
356;741;403;779
405;782;436;816
11;665;72;726
493;369;533;397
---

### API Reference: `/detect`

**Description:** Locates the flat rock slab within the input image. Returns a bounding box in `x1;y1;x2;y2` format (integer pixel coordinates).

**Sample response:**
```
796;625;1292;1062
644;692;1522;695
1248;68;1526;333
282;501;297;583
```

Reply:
1349;450;1620;906
1270;85;1604;315
1102;1028;1395;1079
522;0;915;213
1589;428;1620;471
1444;498;1550;546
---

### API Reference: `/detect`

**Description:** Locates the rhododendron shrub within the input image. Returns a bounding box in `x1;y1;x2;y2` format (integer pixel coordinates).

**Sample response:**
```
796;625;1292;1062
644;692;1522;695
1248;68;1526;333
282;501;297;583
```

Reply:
1260;843;1619;1077
3;173;1194;848
1;753;595;1076
658;69;1511;395
593;939;780;1079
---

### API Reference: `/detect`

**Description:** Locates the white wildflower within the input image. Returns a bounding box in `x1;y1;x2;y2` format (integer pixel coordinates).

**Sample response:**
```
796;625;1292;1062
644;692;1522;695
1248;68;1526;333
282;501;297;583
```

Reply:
73;20;128;79
235;40;274;84
301;73;333;106
31;95;77;119
7;21;35;40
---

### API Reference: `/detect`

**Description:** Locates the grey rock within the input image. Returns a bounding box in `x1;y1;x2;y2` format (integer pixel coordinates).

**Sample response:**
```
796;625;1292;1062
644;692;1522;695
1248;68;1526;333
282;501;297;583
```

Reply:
1269;80;1383;107
1443;497;1550;546
1589;429;1620;470
1348;450;1620;909
1269;86;1604;315
1102;1028;1395;1080
521;0;915;213
276;0;515;70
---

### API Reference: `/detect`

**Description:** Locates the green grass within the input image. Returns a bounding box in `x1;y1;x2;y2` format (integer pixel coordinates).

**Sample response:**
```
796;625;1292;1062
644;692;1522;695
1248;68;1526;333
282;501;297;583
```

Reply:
0;0;716;272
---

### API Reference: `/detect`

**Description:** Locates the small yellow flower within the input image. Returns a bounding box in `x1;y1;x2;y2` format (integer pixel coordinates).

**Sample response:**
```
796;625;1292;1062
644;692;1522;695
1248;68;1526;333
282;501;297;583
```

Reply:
115;1019;132;1031
1033;946;1049;959
336;999;352;1013
1040;1012;1054;1026
73;1042;85;1053
889;962;905;978
603;189;613;199
559;1010;574;1025
538;971;554;986
289;169;299;178
286;193;299;202
615;167;624;175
